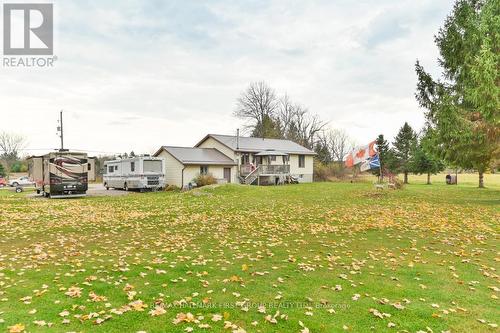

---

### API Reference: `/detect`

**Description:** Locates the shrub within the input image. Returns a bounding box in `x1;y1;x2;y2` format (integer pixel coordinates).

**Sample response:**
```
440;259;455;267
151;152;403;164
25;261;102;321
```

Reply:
165;184;180;192
193;173;217;187
0;163;5;177
313;162;330;181
391;177;405;190
313;161;349;181
10;161;28;173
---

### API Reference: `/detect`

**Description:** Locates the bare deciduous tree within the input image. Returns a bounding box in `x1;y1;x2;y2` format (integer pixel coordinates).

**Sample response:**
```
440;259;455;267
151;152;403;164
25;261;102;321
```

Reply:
234;82;327;145
288;105;327;149
234;81;278;138
316;128;355;163
0;132;27;173
274;94;295;138
329;129;355;162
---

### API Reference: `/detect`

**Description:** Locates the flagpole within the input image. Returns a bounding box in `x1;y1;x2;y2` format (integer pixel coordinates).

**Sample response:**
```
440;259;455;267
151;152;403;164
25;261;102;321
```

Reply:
379;153;382;183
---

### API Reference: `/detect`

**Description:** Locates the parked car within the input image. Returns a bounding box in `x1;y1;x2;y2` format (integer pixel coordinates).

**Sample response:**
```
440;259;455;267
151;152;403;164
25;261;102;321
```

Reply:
8;176;35;187
0;177;6;187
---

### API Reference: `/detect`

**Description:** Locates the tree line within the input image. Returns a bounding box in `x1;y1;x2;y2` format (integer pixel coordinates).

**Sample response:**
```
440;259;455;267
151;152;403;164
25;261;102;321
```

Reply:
234;0;498;187
234;81;328;150
234;81;356;172
372;123;445;185
233;81;449;183
0;132;28;177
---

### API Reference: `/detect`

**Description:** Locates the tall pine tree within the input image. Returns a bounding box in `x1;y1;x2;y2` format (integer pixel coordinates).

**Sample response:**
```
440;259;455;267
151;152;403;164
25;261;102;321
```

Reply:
393;122;417;184
410;132;446;185
415;0;500;187
373;134;397;181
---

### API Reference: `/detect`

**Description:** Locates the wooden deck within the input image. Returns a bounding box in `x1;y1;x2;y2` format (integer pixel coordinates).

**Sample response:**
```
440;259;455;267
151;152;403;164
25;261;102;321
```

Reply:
240;164;290;185
240;164;290;176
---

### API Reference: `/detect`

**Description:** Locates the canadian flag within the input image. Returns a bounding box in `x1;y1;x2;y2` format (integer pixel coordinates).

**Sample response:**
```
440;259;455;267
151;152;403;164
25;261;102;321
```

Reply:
345;141;376;167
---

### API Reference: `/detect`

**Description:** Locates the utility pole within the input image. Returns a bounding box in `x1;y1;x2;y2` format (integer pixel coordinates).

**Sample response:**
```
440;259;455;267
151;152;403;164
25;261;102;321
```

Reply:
57;110;64;151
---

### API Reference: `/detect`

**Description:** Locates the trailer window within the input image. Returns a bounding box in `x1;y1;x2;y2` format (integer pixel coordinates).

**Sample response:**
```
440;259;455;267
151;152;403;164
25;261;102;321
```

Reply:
108;166;114;173
143;160;162;173
131;162;135;172
88;163;91;171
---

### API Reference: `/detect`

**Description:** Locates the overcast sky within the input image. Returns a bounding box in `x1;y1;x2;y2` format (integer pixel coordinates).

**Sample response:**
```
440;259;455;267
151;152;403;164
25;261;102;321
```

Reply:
0;0;453;156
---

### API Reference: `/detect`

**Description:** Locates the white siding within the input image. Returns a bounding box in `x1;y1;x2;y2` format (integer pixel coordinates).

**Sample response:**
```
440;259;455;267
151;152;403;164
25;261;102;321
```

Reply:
157;150;185;187
196;138;238;184
185;165;233;185
183;166;200;186
157;150;237;187
289;154;313;182
197;137;236;160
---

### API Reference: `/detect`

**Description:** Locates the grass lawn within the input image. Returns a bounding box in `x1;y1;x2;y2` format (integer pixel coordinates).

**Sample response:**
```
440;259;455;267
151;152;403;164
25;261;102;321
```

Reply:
0;178;498;333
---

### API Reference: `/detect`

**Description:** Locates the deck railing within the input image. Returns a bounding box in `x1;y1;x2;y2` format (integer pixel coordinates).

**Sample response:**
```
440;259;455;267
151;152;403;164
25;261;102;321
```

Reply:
240;164;254;175
260;164;290;174
240;164;290;176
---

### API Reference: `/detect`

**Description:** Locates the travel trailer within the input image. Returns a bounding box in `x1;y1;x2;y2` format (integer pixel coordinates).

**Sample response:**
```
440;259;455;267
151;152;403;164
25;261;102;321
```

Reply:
28;151;90;198
103;156;165;191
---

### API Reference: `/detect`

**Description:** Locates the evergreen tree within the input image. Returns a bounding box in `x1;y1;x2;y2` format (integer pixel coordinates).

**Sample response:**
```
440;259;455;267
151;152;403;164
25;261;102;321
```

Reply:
393;122;417;184
373;134;397;181
410;139;446;185
0;163;5;177
251;114;281;139
314;141;332;164
415;0;500;188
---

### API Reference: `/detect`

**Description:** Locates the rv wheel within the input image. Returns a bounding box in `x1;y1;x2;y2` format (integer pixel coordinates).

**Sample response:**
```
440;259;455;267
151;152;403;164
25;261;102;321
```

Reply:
124;183;128;191
15;187;23;193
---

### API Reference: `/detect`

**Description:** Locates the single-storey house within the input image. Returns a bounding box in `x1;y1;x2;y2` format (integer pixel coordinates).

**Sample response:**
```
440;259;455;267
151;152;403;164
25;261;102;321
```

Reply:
154;134;315;188
195;134;315;185
153;146;236;188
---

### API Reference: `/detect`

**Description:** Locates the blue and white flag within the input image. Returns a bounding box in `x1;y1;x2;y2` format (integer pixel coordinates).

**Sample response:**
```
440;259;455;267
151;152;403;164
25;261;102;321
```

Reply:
360;154;380;171
369;154;380;169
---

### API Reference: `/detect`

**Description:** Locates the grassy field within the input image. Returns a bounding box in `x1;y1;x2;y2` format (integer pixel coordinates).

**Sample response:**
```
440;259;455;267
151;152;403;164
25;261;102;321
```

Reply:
0;179;498;333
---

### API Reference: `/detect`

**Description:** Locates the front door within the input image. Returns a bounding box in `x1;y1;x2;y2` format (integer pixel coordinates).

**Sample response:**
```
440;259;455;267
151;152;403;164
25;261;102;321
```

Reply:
223;168;231;183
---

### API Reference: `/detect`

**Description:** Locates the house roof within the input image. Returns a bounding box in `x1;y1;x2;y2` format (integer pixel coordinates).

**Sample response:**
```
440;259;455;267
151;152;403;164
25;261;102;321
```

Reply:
196;134;316;155
153;146;236;166
254;150;288;156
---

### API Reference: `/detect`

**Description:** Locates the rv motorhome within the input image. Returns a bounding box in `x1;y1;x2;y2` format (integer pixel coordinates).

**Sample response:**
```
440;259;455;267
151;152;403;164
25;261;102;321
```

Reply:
103;156;165;191
28;151;90;198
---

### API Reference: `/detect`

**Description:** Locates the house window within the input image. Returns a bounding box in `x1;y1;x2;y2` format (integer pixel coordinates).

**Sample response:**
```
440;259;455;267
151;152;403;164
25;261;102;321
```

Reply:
115;166;118;171
241;154;250;165
108;166;114;173
131;162;135;172
200;166;208;175
87;163;91;171
270;155;276;162
298;155;305;168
